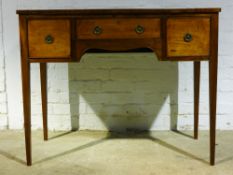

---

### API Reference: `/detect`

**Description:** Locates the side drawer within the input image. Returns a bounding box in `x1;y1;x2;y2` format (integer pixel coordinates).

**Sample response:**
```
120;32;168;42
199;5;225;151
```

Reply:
28;19;71;58
77;18;161;39
166;17;210;57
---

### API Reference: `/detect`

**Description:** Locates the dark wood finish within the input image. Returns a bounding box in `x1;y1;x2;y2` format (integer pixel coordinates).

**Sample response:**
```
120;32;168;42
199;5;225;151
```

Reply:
209;13;219;166
71;19;77;62
19;16;32;166
17;8;221;166
167;17;210;57
40;63;48;141
16;8;221;15
75;39;162;61
194;61;200;139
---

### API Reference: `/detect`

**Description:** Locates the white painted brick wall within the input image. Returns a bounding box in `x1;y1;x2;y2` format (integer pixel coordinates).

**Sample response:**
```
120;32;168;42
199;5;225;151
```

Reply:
1;0;233;131
0;0;7;129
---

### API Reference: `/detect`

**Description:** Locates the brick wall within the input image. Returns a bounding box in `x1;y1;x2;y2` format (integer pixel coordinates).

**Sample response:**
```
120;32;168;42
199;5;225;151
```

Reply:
0;0;7;129
1;0;233;131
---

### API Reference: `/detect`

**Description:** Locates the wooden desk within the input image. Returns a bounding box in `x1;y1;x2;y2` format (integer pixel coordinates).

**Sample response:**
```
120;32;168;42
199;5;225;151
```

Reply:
17;8;221;166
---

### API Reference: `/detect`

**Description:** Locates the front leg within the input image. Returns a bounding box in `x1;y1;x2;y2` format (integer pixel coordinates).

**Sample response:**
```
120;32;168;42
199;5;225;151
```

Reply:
209;13;219;166
20;16;32;166
21;60;31;166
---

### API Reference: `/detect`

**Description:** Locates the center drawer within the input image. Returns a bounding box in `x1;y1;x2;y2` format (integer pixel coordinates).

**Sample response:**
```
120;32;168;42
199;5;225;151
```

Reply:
77;18;161;39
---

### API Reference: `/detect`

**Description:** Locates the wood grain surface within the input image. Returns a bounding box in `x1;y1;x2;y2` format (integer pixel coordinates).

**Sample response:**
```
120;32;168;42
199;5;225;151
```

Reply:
28;19;71;58
167;17;210;57
77;18;160;39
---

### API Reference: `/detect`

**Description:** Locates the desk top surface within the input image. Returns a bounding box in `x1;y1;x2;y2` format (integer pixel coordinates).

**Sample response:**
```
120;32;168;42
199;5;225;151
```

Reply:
16;8;221;15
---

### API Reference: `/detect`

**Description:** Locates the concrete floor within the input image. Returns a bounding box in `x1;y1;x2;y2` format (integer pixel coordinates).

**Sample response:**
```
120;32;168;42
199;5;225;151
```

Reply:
0;130;233;175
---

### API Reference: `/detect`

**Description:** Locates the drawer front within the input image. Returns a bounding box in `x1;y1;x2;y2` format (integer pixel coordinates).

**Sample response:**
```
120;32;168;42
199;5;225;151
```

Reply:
167;18;210;57
28;20;71;58
77;18;160;39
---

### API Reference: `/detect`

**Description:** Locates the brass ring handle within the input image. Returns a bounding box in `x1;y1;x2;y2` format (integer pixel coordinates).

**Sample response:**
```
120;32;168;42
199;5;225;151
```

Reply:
93;26;103;35
184;33;193;42
135;25;144;34
44;35;54;44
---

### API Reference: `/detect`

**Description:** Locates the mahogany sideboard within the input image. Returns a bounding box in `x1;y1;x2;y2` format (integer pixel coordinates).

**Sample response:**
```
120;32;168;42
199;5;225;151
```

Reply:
17;8;221;166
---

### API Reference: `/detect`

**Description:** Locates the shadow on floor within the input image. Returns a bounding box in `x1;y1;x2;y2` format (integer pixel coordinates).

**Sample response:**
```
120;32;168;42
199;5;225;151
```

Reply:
33;131;209;165
0;150;25;165
48;131;74;141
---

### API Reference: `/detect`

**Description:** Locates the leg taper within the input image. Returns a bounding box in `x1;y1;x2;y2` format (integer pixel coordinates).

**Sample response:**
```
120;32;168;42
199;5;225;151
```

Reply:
209;59;218;166
21;61;31;166
194;61;200;139
40;63;48;141
209;13;219;166
20;15;32;166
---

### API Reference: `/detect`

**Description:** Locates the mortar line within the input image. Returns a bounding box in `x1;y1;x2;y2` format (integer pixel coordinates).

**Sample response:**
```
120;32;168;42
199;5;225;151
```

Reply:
0;0;9;129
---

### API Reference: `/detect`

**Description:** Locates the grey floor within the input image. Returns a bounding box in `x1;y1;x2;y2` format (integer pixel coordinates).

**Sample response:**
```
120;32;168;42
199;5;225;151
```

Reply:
0;130;233;175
